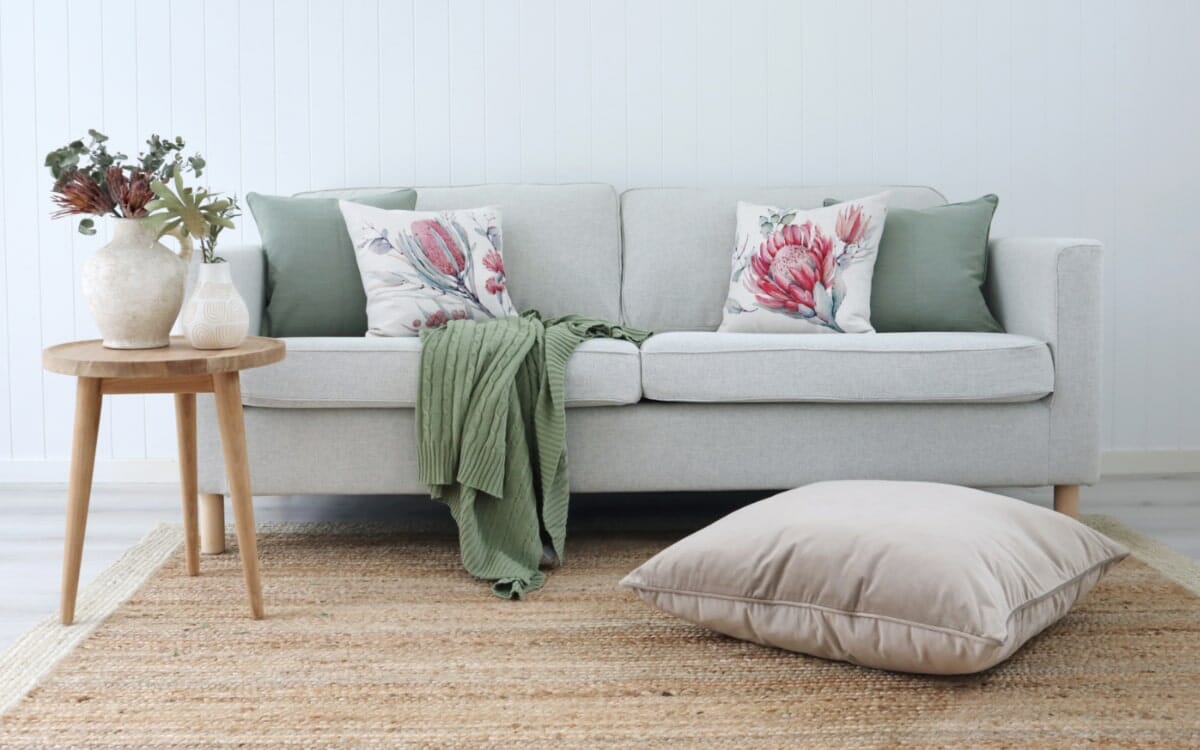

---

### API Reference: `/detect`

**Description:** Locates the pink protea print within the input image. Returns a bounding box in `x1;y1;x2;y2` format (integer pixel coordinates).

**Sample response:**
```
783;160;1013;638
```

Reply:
410;309;465;331
393;216;490;313
482;249;505;275
482;246;508;301
835;204;871;246
744;221;844;331
411;219;467;277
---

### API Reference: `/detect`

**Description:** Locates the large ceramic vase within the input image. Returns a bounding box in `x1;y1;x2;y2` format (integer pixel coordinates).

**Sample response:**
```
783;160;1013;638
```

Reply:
180;262;249;349
83;218;186;349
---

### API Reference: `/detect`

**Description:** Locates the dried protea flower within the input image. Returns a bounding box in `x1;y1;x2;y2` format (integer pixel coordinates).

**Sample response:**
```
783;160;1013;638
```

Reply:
105;165;128;212
106;165;154;218
50;169;116;219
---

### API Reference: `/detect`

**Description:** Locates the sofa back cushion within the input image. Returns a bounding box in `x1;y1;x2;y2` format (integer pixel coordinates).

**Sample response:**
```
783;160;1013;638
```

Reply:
299;184;622;320
620;186;947;332
248;190;418;337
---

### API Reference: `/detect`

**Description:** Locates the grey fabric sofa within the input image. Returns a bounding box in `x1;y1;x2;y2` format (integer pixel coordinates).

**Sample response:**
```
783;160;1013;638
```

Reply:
195;183;1101;549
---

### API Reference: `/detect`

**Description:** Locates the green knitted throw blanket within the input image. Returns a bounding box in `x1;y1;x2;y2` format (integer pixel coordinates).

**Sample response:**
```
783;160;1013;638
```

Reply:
417;312;651;598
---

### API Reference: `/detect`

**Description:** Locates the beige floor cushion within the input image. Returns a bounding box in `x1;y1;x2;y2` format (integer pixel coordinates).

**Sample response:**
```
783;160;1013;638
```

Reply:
621;481;1128;675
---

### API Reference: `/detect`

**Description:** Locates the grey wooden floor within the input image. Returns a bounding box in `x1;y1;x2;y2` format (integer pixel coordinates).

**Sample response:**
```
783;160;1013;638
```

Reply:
0;477;1196;654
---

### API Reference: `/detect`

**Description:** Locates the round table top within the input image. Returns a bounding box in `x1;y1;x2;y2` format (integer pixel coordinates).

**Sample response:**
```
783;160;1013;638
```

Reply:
43;337;286;378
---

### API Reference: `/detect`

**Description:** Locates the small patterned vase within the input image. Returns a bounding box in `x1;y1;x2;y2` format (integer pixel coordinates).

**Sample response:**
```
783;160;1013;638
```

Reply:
181;262;250;349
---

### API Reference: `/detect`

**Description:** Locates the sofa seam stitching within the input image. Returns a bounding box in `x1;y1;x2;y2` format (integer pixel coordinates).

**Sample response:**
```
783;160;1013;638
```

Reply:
638;393;1052;404
642;344;1048;356
241;396;636;406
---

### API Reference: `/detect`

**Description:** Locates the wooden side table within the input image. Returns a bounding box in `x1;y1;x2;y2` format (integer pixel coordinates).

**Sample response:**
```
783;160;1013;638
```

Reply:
43;337;286;624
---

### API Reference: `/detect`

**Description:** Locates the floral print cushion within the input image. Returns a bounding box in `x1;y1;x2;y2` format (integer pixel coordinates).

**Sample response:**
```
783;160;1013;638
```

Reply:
339;201;518;336
718;192;890;334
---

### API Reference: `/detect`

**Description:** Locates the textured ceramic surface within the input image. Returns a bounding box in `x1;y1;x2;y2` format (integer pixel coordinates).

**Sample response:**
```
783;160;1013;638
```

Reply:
82;218;186;349
181;262;250;350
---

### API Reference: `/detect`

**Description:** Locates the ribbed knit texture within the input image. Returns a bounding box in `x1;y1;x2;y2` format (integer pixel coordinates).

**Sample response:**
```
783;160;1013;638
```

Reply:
417;311;651;598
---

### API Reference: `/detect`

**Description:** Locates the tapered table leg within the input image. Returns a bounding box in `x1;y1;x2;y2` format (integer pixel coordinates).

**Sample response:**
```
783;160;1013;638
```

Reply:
61;377;103;625
174;392;201;576
212;371;264;619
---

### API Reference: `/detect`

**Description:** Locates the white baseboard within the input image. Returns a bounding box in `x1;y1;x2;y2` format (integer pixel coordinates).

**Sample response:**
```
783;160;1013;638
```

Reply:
0;459;179;484
1101;450;1200;477
0;451;1195;485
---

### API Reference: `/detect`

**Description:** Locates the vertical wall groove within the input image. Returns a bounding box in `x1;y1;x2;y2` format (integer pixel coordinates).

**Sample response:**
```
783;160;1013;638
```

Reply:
0;0;11;458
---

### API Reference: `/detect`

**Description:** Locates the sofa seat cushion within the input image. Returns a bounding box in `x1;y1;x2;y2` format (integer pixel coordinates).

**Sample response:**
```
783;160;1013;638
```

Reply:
240;337;642;408
641;331;1053;404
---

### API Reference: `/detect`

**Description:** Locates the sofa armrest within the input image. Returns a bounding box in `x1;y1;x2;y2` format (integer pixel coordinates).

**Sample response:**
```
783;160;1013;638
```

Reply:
219;244;266;336
985;237;1103;484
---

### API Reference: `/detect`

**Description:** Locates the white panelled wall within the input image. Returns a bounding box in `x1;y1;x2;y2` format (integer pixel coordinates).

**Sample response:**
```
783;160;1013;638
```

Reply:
0;0;1198;479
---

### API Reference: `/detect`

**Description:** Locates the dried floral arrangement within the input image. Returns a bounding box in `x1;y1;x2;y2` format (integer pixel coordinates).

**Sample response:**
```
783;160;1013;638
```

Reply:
46;130;240;263
45;130;205;236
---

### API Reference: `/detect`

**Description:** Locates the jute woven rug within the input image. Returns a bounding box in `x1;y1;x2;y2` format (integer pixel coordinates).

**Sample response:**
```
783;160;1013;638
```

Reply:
0;515;1197;748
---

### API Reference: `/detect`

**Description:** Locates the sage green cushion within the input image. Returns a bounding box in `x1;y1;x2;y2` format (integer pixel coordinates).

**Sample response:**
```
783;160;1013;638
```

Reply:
825;194;1003;333
247;190;418;337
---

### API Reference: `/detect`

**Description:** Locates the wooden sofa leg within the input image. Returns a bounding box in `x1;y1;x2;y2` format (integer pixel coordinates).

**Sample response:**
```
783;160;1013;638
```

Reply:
200;493;227;554
1053;485;1080;519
